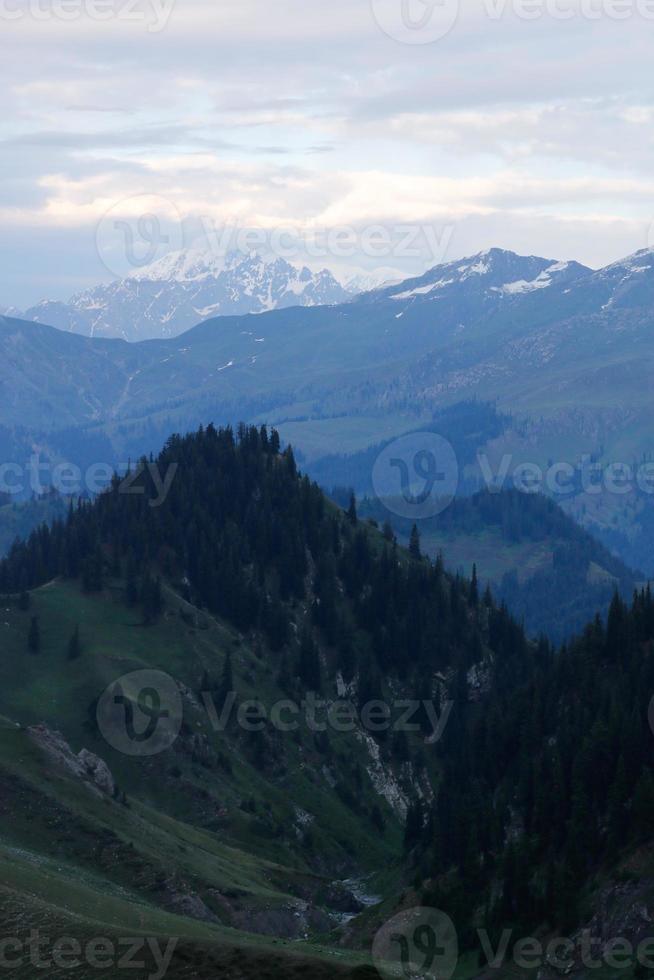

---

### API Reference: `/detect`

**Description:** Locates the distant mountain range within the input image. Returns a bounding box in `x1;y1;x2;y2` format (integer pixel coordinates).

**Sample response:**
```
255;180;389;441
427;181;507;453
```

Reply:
3;243;654;571
16;249;369;342
3;245;654;436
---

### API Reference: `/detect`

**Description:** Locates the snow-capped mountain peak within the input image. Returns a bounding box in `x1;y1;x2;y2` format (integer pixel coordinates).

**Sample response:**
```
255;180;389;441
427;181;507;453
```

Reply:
130;247;232;283
22;249;355;342
362;248;590;305
597;247;654;279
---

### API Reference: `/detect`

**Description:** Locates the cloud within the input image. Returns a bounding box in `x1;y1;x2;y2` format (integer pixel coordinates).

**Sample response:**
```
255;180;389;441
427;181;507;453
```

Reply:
1;0;653;304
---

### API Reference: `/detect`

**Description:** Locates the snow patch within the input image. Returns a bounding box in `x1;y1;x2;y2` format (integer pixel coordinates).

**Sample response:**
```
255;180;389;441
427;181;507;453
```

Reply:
390;279;454;301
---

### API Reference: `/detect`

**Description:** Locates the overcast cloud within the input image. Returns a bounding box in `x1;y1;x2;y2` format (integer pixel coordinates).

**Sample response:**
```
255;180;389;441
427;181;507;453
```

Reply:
2;0;654;305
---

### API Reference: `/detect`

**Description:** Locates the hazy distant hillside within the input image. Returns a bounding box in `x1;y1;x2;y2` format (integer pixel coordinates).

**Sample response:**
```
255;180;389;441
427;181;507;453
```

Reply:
0;490;69;557
357;488;641;643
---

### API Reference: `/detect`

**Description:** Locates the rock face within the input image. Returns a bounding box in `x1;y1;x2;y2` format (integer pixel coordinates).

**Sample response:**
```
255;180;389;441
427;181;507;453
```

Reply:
28;724;115;797
535;874;654;979
77;748;115;796
166;890;219;924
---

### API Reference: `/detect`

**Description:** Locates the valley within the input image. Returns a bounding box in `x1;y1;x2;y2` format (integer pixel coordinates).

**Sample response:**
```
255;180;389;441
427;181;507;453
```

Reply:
5;5;654;977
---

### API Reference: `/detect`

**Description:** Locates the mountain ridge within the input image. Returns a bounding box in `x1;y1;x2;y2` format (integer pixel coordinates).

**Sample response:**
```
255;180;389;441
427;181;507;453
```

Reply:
2;424;654;978
19;249;356;342
4;242;654;580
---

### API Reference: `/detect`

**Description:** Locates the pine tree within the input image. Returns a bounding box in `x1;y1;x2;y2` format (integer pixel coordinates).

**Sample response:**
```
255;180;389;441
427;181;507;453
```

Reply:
67;625;81;661
409;524;421;560
633;769;654;841
28;616;40;654
81;544;104;592
470;563;479;607
125;554;138;606
298;629;321;692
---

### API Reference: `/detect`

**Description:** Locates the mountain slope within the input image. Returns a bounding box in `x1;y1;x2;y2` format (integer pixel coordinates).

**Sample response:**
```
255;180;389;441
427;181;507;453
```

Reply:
0;315;144;429
23;249;353;342
1;425;654;976
358;488;641;643
5;244;654;580
0;490;69;557
0;423;507;975
359;247;589;306
1;424;654;978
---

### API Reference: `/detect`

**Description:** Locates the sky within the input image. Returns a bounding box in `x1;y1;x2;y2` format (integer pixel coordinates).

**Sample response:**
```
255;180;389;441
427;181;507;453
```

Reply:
2;0;654;306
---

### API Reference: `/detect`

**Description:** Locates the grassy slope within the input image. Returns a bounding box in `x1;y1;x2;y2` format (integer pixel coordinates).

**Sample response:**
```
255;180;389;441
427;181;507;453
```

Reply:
0;575;407;977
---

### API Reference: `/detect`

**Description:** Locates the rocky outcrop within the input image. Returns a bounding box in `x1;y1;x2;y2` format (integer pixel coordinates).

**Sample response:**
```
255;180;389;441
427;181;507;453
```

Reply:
28;724;115;797
231;901;332;940
535;872;654;979
77;748;115;796
166;890;219;924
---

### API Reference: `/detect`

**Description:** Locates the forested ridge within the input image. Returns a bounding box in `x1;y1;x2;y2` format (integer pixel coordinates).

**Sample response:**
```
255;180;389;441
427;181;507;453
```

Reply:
358;487;640;643
418;587;654;947
0;423;500;689
1;423;653;954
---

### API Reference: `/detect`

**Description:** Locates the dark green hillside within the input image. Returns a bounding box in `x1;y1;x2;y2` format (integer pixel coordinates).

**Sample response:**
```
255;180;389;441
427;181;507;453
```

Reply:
413;586;654;973
0;423;506;977
0;489;69;557
358;489;642;643
2;423;654;978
